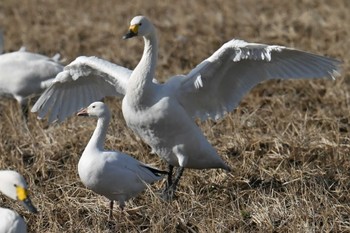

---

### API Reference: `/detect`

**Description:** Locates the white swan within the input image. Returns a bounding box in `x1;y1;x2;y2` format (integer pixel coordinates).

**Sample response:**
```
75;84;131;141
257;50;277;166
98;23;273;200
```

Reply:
77;101;166;220
0;50;63;120
0;170;38;233
32;15;341;199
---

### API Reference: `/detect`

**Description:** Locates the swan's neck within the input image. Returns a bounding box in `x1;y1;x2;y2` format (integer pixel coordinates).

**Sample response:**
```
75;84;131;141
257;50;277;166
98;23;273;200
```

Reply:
127;32;158;106
140;34;158;77
85;114;110;152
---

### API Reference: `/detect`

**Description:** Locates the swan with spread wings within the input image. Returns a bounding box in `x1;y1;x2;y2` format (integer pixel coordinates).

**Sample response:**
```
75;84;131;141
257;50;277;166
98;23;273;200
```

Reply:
32;15;341;200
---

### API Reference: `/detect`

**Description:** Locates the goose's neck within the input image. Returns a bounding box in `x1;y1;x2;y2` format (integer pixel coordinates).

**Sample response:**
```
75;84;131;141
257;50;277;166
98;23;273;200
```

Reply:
85;114;110;152
127;32;158;104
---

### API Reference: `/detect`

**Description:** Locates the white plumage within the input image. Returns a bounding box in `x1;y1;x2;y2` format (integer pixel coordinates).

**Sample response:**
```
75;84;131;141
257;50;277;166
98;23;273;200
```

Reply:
0;50;63;120
77;101;165;219
0;170;38;233
32;15;341;199
0;208;27;233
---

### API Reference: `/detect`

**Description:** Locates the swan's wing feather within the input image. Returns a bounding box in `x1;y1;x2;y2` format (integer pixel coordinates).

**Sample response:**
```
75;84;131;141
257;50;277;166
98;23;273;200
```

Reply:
177;39;341;120
32;56;132;123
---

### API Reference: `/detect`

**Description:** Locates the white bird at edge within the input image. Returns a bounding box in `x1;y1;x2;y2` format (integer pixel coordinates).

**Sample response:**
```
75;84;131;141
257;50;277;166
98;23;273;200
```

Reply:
0;50;63;121
0;170;38;233
76;101;166;220
0;29;4;54
32;15;341;200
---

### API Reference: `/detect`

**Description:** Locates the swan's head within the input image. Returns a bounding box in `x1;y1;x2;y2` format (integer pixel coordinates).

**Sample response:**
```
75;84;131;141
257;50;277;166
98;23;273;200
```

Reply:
123;15;154;39
77;101;110;118
0;170;38;213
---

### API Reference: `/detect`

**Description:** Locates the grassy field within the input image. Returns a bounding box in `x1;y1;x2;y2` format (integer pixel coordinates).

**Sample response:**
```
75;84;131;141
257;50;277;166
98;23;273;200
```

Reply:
1;0;350;232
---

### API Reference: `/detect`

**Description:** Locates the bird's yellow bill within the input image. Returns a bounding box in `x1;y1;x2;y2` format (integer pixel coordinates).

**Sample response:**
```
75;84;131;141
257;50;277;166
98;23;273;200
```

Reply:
16;186;28;201
129;24;139;34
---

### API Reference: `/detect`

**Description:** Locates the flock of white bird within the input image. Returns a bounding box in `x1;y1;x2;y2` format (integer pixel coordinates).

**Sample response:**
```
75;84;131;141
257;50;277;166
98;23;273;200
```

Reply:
0;15;341;231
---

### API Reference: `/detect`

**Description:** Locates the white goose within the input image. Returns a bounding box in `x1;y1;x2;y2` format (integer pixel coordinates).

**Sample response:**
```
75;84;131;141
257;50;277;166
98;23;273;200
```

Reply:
77;101;166;220
32;15;341;199
0;170;38;233
0;50;63;121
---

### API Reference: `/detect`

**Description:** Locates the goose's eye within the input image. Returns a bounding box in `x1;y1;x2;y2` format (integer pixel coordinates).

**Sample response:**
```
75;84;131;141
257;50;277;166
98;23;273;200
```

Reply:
139;23;142;26
92;106;96;108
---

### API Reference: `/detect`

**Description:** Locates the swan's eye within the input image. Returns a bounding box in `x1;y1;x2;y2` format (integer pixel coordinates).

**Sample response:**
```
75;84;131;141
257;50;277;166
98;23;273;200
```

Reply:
92;106;96;108
138;23;142;26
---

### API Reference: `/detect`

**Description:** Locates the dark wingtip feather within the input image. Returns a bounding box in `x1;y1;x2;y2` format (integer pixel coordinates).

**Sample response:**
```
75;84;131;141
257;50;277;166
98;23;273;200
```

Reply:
141;165;168;176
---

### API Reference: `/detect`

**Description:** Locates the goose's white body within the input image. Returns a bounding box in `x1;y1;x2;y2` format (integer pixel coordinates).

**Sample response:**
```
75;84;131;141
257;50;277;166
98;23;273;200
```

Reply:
32;16;341;196
0;170;37;233
77;102;164;210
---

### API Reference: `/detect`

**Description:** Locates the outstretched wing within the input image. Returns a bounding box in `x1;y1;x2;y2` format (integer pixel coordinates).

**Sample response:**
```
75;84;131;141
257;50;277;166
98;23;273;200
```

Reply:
176;39;341;120
31;56;132;123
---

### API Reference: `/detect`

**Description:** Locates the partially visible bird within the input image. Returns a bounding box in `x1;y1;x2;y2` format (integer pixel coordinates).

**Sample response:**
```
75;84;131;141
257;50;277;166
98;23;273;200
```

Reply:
0;50;63;121
32;15;341;200
0;29;4;54
77;101;166;220
0;170;38;233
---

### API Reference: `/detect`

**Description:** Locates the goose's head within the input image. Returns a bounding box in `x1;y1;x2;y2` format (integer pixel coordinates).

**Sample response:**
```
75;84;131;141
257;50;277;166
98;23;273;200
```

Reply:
123;15;154;39
77;101;110;118
0;170;38;213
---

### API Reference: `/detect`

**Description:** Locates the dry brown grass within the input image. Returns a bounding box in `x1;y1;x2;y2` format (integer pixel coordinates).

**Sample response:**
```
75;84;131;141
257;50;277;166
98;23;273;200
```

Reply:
0;0;350;232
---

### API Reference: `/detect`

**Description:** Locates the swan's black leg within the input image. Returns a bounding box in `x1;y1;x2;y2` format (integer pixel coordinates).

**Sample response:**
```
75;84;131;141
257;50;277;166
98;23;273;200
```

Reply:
161;166;184;201
166;164;174;189
108;200;114;221
161;164;174;200
20;102;29;123
170;166;184;193
18;101;31;133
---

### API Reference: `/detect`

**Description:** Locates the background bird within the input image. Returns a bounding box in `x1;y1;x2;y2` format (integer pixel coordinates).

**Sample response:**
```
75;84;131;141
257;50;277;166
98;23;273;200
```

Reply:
0;170;38;233
0;47;63;121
